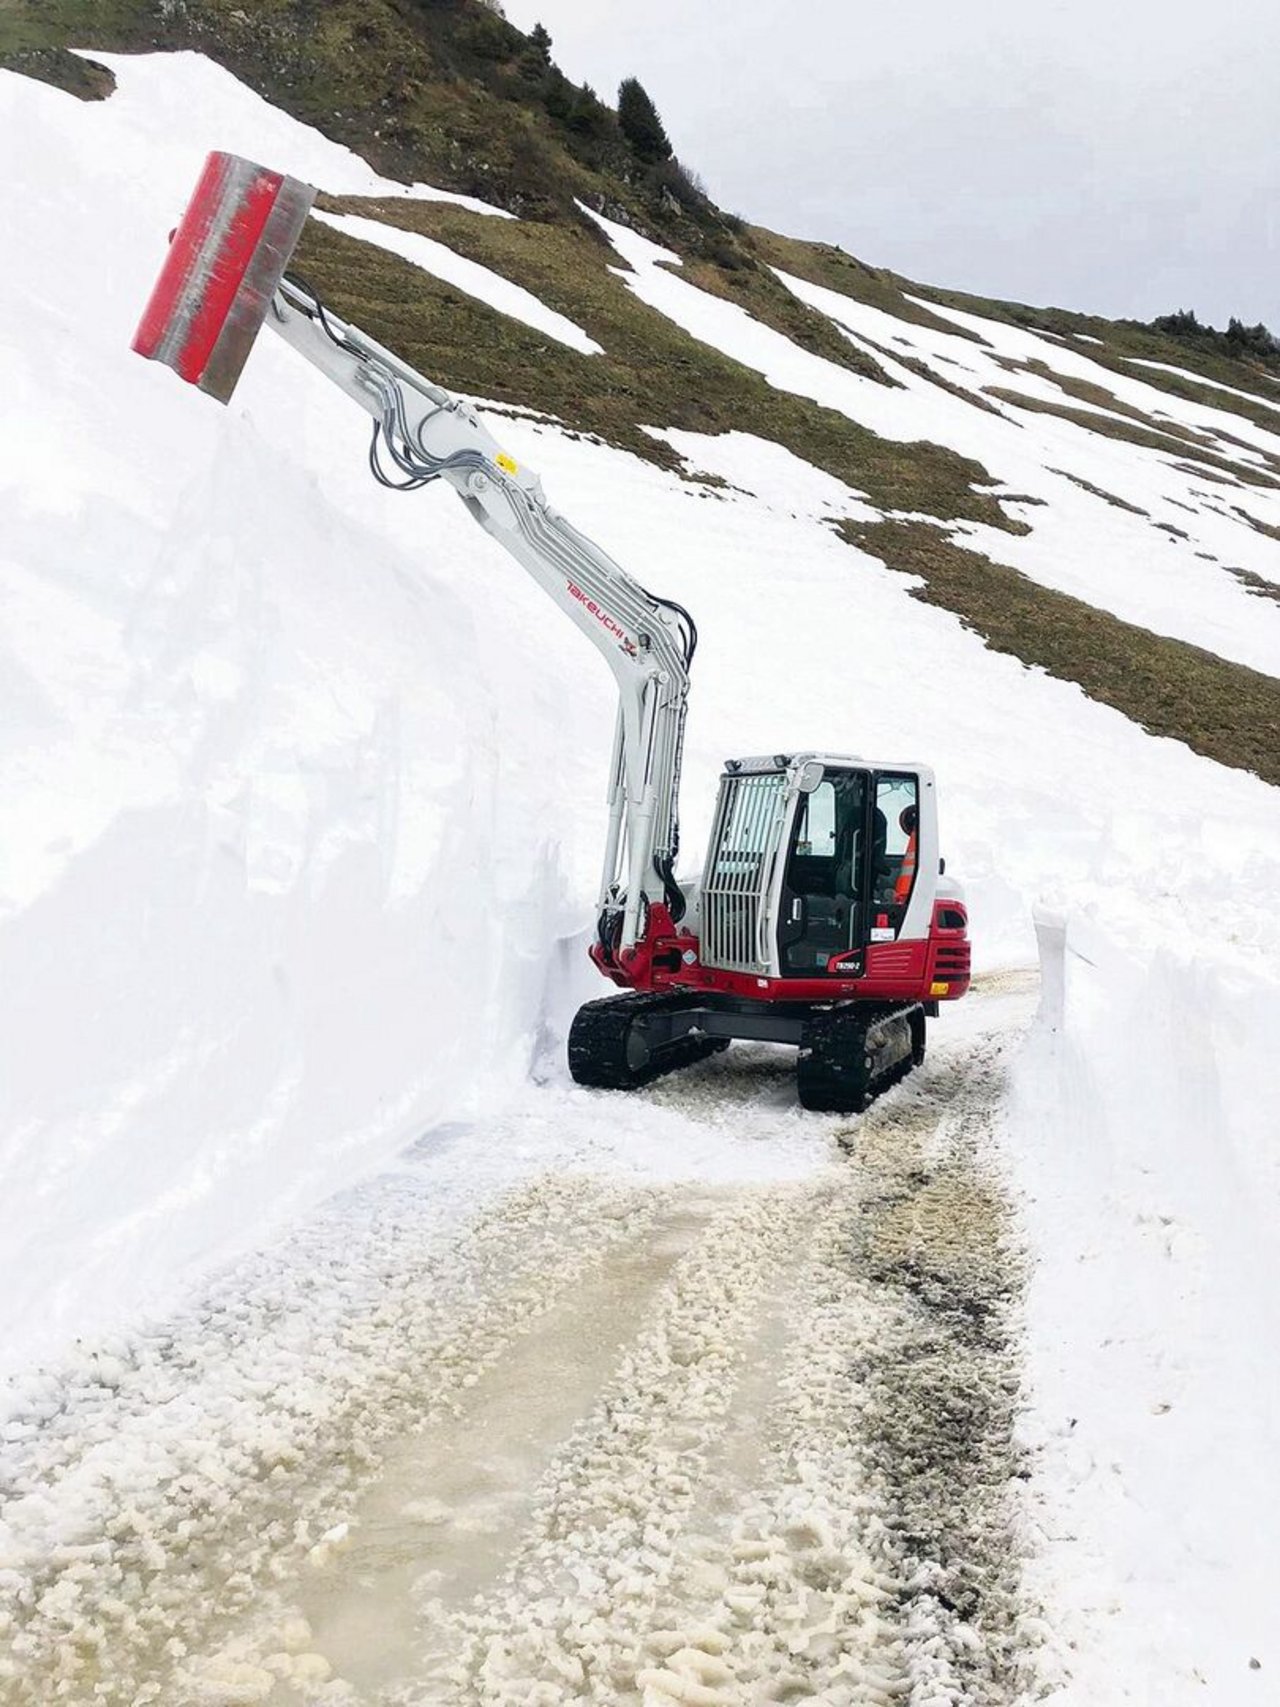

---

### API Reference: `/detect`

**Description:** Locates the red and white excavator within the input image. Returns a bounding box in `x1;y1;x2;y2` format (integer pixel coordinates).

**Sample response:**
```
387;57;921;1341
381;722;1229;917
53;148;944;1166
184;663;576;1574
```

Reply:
133;153;971;1113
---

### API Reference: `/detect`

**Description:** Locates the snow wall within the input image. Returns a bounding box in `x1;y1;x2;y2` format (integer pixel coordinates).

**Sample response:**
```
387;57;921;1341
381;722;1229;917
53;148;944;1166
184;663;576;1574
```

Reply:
1015;916;1280;1696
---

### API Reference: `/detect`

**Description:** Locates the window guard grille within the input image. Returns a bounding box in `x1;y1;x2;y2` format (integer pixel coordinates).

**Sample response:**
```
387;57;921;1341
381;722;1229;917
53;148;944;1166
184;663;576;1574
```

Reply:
701;772;788;975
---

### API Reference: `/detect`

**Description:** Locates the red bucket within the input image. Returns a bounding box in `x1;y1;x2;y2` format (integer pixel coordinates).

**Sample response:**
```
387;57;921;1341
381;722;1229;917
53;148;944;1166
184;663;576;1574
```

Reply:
133;152;315;403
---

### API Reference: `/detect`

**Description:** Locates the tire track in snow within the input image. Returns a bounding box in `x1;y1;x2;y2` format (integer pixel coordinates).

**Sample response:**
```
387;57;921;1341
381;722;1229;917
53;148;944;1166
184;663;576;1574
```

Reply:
275;1194;733;1701
616;1036;1034;1707
842;1038;1037;1704
257;1028;1029;1702
632;1178;908;1706
2;989;1038;1704
0;1179;675;1704
425;1189;813;1705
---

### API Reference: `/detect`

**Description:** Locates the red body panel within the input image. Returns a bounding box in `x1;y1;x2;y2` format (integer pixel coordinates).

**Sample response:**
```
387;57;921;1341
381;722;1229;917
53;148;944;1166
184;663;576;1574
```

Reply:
592;899;971;1005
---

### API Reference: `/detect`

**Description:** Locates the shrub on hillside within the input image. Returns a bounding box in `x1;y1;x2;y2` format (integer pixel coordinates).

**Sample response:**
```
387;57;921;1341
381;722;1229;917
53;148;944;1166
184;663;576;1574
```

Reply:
646;156;705;212
567;83;610;138
543;66;575;121
1145;307;1280;370
1226;317;1280;358
1151;308;1203;340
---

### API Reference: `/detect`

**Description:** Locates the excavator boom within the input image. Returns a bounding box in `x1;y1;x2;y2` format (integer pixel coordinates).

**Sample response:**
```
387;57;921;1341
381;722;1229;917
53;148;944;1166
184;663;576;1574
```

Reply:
133;153;692;955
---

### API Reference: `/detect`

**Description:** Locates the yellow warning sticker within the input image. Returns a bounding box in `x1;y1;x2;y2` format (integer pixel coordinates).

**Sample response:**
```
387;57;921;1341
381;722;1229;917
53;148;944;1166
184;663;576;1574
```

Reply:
929;981;950;997
495;452;519;475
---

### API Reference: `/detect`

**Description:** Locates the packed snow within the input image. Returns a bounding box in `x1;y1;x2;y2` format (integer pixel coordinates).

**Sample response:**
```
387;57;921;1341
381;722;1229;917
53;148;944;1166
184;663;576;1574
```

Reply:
2;48;1279;1707
1;994;1033;1705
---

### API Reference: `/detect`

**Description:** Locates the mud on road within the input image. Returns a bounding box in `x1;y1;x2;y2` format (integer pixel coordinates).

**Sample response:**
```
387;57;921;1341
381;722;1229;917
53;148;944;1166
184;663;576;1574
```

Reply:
2;995;1038;1705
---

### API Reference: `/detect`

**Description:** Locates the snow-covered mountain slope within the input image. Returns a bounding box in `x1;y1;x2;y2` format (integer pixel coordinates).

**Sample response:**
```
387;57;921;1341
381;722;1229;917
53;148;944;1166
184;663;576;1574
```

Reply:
2;48;1279;1706
580;212;1280;674
658;250;1280;666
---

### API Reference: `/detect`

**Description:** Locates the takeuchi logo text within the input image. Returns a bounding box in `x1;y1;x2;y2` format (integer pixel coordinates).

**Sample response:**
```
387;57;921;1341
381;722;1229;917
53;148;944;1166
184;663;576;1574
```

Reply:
567;582;637;655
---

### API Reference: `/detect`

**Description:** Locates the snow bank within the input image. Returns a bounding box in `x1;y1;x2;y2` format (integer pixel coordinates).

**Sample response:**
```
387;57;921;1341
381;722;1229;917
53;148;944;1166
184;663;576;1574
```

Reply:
82;49;514;215
0;64;598;1375
1013;914;1280;1701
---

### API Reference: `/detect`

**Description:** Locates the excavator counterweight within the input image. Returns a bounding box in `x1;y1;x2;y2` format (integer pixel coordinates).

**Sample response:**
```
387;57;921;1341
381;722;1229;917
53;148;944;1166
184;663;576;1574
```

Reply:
134;152;970;1115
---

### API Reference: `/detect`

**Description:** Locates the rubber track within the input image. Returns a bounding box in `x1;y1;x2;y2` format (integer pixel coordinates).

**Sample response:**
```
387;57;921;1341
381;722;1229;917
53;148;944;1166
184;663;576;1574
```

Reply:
567;991;725;1090
796;1003;923;1114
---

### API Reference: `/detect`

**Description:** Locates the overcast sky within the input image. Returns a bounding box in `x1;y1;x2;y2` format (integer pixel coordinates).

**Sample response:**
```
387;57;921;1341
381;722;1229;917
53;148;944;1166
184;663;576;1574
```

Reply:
501;0;1278;332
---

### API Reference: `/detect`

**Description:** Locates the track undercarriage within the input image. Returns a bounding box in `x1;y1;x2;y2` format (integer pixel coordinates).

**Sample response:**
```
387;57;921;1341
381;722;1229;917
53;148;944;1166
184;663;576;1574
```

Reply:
567;991;925;1114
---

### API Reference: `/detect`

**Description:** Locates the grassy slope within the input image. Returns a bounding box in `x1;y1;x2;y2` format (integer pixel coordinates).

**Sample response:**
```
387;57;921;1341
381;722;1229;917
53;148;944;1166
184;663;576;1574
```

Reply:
300;200;1000;524
4;0;1278;783
756;229;1280;434
981;385;1280;491
842;522;1280;786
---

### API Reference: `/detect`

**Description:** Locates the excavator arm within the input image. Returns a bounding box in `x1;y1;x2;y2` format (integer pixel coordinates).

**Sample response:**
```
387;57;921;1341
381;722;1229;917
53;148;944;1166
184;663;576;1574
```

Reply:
133;153;693;952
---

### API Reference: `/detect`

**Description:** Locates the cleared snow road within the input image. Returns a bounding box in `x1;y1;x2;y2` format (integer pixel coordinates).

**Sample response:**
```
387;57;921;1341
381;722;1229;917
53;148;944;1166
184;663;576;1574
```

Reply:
1;984;1036;1705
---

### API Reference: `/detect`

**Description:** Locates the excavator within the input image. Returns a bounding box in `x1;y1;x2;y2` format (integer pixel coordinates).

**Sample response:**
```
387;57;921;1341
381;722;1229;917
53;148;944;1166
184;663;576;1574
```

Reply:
133;153;971;1114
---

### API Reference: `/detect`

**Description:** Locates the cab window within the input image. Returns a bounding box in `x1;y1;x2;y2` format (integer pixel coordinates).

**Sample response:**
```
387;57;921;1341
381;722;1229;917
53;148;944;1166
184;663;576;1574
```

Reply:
873;774;919;921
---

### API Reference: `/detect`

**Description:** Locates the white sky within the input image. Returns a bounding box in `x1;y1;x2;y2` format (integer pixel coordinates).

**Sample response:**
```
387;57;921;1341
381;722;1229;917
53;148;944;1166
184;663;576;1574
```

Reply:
501;0;1279;333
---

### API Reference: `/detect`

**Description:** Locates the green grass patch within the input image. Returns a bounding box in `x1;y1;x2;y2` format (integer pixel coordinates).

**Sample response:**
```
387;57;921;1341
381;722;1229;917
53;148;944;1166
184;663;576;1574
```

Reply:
840;519;1280;785
1048;469;1148;516
0;43;115;97
748;227;985;343
667;251;892;385
1223;506;1280;543
1012;359;1203;443
847;330;1013;418
1224;566;1280;605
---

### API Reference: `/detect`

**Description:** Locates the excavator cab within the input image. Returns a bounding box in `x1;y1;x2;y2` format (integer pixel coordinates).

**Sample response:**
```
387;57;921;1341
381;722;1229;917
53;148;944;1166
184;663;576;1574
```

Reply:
697;755;939;986
777;765;868;974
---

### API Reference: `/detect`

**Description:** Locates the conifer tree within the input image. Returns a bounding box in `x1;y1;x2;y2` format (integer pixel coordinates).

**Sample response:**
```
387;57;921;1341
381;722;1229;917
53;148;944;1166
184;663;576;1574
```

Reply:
617;76;673;163
519;21;553;80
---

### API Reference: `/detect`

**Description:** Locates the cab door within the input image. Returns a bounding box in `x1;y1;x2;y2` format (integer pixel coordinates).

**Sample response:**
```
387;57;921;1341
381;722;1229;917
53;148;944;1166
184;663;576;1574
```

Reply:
776;768;869;975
